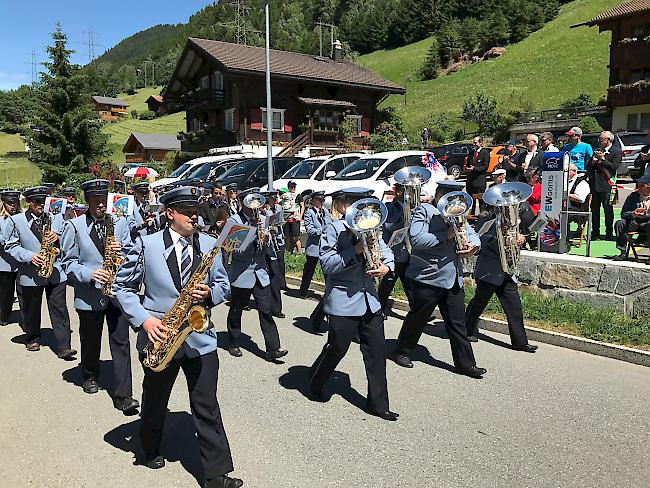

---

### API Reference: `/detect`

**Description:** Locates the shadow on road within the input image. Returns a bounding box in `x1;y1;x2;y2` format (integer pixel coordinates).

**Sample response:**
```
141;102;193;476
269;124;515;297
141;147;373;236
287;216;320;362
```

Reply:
215;331;267;361
477;332;514;349
11;328;61;357
385;338;456;373
104;412;204;487
61;360;115;396
278;365;366;411
292;316;322;336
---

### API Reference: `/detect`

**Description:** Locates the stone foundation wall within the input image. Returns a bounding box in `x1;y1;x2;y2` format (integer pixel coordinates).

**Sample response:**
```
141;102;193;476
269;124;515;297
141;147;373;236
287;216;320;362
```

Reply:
463;251;650;316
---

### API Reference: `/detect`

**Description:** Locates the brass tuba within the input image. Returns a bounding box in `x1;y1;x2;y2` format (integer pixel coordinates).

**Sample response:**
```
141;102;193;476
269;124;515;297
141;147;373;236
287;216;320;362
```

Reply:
36;213;59;278
437;191;473;253
482;182;532;275
243;192;267;249
393;166;431;252
345;197;388;283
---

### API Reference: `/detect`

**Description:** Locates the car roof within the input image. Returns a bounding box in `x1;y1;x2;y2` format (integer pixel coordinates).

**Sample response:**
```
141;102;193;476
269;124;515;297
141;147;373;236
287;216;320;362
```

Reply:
361;150;427;159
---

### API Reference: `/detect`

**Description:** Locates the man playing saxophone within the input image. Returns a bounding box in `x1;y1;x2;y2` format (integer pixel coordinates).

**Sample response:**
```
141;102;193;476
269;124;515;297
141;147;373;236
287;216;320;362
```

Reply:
112;186;242;488
4;186;74;358
464;186;538;353
59;179;138;411
393;180;487;378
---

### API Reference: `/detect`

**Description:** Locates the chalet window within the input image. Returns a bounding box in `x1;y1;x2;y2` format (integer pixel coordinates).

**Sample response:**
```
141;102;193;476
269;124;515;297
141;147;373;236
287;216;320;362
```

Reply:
314;110;339;131
345;115;362;135
261;108;285;132
225;108;235;132
640;113;650;129
212;71;224;90
201;76;210;90
627;113;639;130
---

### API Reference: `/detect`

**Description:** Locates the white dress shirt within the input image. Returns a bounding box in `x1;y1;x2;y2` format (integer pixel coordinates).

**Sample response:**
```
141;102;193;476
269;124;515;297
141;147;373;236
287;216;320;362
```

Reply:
169;227;194;271
568;176;591;206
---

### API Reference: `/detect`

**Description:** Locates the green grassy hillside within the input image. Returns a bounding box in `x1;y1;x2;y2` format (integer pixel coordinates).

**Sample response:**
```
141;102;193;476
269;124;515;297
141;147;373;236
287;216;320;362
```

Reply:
0;133;41;188
358;0;619;138
101;87;185;163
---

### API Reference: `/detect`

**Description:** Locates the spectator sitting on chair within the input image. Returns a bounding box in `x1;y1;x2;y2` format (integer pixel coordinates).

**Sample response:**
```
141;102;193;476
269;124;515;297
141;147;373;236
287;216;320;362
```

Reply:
490;169;506;187
567;163;591;238
519;170;541;239
614;174;650;260
541;132;559;153
587;131;621;241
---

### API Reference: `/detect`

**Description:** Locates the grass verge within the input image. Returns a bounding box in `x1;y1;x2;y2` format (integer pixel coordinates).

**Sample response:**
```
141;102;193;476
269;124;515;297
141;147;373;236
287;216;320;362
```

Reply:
284;253;650;350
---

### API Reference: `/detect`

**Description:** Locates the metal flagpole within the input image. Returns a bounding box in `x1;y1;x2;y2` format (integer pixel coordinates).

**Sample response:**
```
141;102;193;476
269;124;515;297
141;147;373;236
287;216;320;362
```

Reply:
265;0;273;190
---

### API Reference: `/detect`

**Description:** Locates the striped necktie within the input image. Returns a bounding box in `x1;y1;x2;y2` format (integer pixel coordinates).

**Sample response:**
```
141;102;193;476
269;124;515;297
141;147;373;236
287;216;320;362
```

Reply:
179;237;192;286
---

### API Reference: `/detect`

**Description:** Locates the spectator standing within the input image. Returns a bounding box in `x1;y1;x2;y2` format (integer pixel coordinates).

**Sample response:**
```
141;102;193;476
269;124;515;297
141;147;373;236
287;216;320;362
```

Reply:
540;132;559;152
634;128;650;177
199;183;226;231
421;128;430;147
519;134;543;179
501;143;521;182
465;135;490;196
614;175;650;259
280;181;304;254
587;131;621;240
563;127;593;172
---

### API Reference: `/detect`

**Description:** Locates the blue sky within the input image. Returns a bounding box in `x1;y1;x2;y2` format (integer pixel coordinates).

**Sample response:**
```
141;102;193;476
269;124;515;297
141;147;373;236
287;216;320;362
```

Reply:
0;0;213;90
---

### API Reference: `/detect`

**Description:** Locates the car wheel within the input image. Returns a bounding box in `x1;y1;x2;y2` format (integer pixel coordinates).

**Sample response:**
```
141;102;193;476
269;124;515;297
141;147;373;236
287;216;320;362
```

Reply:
447;165;462;179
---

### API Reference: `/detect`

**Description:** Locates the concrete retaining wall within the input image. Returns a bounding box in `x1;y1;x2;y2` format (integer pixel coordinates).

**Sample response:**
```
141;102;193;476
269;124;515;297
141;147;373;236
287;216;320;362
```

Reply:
463;251;650;316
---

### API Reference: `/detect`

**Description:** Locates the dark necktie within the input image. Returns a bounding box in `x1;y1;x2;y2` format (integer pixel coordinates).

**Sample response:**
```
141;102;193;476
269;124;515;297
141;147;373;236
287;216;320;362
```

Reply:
30;215;44;241
179;237;192;286
95;219;106;247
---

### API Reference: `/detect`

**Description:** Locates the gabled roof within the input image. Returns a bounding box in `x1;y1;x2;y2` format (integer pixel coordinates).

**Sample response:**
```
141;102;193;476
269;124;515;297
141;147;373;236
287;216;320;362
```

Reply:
124;133;180;151
91;96;129;107
168;38;404;95
571;0;650;28
146;95;164;103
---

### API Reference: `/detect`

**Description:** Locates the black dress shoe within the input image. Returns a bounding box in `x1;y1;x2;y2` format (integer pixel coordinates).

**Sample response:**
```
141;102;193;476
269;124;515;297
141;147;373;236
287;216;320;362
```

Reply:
242;305;251;311
457;366;487;378
25;342;40;352
82;378;99;394
513;344;538;353
205;474;244;488
394;354;413;368
114;396;140;414
141;454;165;470
366;408;399;421
273;312;286;319
308;386;327;402
57;348;77;360
467;335;478;343
0;320;8;326
265;349;288;361
228;347;242;357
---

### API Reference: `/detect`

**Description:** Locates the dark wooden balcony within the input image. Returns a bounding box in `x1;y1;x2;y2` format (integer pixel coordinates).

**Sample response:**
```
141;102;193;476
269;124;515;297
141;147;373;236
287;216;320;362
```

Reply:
611;40;650;68
181;88;225;109
608;83;650;107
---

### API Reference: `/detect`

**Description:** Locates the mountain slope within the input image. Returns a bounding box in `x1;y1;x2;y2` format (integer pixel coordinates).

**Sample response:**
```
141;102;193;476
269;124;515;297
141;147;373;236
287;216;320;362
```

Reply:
358;0;619;138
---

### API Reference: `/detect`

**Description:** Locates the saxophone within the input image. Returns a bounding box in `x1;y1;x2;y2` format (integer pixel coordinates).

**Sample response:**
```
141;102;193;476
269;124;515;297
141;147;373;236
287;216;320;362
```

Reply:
100;215;123;297
142;243;220;372
36;214;59;278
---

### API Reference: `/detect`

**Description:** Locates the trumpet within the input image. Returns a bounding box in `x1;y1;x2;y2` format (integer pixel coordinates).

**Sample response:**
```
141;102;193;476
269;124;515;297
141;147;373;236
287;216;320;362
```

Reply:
437;191;473;253
345;198;388;284
243;192;267;249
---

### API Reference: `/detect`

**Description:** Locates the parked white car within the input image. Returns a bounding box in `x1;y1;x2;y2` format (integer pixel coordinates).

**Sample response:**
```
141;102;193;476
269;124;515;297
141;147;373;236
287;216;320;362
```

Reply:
319;151;431;200
261;153;365;195
151;153;255;188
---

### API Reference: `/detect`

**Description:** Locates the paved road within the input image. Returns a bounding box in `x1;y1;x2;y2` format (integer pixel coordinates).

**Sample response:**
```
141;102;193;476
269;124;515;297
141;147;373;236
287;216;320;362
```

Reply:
0;287;648;488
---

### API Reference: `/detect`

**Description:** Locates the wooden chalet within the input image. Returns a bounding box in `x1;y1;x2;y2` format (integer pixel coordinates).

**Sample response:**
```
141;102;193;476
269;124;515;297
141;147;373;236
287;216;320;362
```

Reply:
573;0;650;131
122;132;181;164
163;38;405;154
90;96;129;122
146;95;167;116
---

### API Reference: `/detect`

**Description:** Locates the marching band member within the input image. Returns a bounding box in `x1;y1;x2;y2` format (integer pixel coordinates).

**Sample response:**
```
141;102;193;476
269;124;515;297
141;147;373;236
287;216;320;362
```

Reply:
261;189;286;318
464;196;538;352
112;186;242;488
225;183;239;215
128;181;159;239
393;181;487;378
377;183;410;311
0;189;21;326
299;191;331;298
309;188;398;421
59;179;139;410
62;187;77;220
5;186;75;358
225;188;287;361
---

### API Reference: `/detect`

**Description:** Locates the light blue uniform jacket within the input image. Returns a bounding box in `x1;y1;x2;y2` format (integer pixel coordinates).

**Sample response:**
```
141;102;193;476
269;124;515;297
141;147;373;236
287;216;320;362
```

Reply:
319;219;394;317
0;216;19;273
5;212;67;287
60;214;130;311
406;203;480;289
226;212;272;288
304;207;332;258
112;228;230;356
382;200;409;264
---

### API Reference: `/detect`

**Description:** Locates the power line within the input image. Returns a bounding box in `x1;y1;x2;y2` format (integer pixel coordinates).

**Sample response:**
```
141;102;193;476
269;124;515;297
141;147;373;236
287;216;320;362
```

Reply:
315;20;335;57
83;28;104;62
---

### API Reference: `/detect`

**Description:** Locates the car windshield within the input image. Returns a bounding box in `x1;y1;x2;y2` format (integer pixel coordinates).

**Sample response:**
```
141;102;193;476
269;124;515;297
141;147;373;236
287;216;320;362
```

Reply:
620;134;648;146
331;158;387;180
188;162;216;180
281;158;325;179
215;160;261;181
169;162;193;178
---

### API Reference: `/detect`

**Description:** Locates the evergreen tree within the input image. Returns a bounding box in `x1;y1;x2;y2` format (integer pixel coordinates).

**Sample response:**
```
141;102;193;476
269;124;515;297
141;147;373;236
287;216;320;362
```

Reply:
438;21;462;67
462;93;501;136
27;24;107;184
419;38;440;80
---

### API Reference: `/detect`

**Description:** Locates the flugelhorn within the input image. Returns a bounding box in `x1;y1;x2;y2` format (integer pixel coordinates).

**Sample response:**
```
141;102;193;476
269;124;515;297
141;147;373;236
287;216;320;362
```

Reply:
437;191;473;253
483;182;532;275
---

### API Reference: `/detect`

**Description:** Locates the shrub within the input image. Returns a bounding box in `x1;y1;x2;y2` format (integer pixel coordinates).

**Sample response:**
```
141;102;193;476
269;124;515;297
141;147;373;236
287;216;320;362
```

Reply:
130;110;139;119
138;110;156;120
